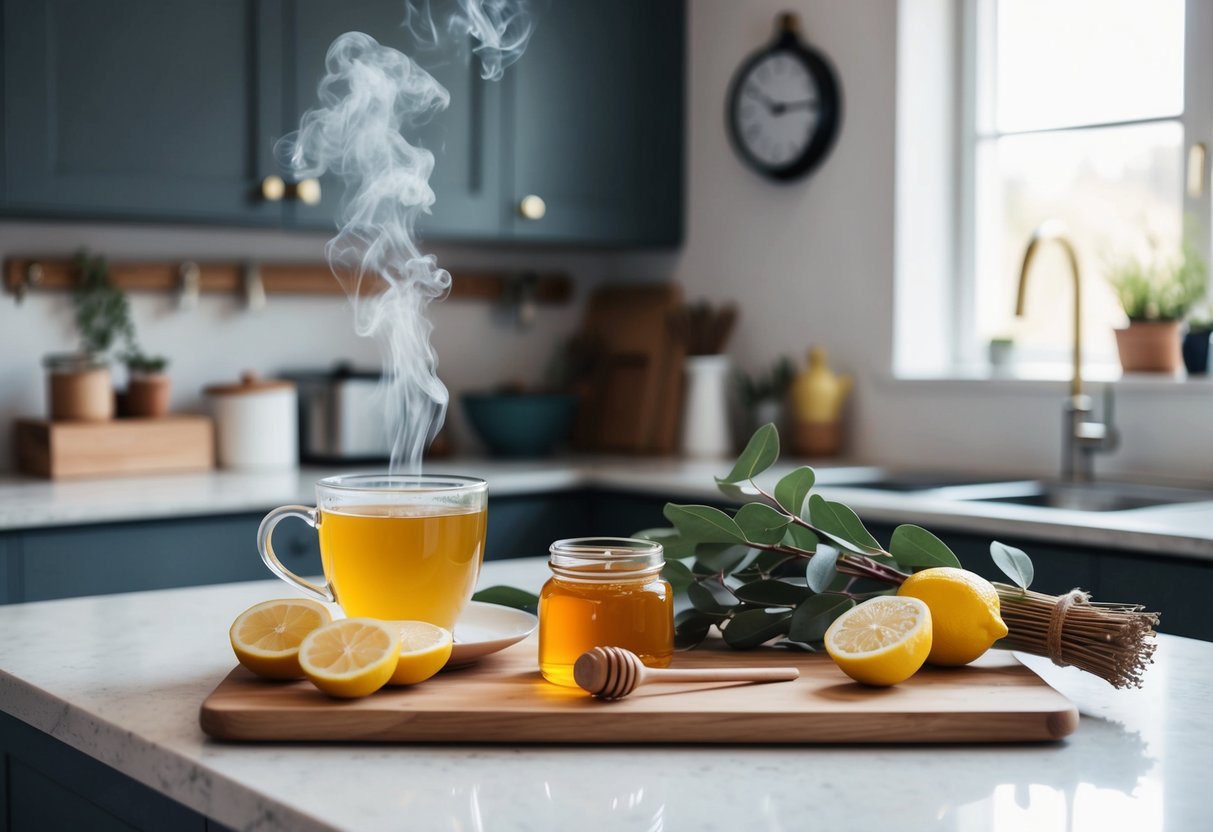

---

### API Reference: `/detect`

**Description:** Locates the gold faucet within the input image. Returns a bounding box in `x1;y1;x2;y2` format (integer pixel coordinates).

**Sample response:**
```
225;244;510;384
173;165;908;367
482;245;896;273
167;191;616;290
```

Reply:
1014;220;1118;482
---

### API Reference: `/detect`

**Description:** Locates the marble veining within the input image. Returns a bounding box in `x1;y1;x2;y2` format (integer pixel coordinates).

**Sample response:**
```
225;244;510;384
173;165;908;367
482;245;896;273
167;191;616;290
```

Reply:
0;558;1208;831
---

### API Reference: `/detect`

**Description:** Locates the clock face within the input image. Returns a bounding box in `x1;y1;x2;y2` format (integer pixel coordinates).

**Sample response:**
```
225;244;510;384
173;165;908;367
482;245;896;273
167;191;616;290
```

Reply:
732;52;821;169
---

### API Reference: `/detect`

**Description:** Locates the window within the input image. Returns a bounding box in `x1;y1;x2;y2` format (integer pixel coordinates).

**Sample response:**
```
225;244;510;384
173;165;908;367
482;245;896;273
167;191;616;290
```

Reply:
956;0;1207;375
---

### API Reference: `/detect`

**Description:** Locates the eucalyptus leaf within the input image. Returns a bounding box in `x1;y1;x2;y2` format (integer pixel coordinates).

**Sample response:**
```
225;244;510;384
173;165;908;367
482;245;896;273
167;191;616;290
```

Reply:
889;524;961;569
674;609;715;649
807;494;882;553
722;608;792;649
734;502;792;545
781;523;819;553
773;638;817;652
471;585;539;614
732;579;813;607
789;594;855;643
717;423;779;484
805;544;840;593
687;578;737;613
774;466;816;515
714;480;754;503
735;551;795;580
632;527;696;560
663;504;746;544
990;540;1034;589
696;543;753;574
661;559;695;591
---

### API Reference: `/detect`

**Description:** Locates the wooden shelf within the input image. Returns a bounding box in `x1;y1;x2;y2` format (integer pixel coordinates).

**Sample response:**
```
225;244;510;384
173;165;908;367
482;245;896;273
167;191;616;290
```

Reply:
3;258;572;305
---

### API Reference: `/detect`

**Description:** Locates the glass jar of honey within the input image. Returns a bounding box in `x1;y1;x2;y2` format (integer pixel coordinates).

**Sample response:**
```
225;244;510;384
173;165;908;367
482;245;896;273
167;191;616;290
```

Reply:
539;537;674;687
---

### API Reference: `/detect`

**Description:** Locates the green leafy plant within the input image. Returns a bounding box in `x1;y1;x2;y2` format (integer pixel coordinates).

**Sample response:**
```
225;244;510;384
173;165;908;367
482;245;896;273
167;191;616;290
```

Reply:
72;252;137;358
1106;238;1207;322
1187;304;1213;333
736;356;795;408
124;352;169;375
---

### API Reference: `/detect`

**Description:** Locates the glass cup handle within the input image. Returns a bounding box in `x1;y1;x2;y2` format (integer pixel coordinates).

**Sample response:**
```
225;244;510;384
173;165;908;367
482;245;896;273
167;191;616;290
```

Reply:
257;505;334;604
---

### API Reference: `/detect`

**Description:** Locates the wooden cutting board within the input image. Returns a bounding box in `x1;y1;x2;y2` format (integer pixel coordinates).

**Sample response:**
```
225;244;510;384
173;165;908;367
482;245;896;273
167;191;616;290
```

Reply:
14;416;214;479
199;638;1078;744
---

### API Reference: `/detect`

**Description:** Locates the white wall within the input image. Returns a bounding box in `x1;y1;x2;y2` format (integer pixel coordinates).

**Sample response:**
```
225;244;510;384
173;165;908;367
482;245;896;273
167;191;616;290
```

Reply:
0;220;609;469
624;0;1213;483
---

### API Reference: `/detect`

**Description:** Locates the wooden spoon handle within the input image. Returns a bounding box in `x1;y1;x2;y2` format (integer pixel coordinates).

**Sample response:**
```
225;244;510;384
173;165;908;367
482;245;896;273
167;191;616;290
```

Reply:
643;666;800;684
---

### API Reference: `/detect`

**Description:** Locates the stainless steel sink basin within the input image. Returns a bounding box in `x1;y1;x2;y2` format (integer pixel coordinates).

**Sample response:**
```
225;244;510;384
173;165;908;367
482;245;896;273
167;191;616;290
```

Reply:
843;473;1213;511
962;482;1213;512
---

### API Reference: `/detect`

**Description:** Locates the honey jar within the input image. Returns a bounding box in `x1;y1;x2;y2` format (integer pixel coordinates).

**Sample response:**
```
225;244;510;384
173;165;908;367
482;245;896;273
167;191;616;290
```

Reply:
539;537;674;687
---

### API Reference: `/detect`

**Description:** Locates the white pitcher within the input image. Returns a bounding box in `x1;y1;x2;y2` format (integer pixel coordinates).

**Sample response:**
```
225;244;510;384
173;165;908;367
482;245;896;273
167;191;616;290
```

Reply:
680;355;732;458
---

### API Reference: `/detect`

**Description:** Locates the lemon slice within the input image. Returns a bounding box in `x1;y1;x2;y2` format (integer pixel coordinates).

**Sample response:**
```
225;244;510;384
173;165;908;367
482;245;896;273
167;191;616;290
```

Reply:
230;598;332;679
824;596;933;687
386;621;454;686
299;618;401;698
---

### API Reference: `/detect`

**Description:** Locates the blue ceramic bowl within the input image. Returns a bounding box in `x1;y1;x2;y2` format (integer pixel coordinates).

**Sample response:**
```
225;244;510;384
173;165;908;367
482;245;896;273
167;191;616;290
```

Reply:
461;393;579;458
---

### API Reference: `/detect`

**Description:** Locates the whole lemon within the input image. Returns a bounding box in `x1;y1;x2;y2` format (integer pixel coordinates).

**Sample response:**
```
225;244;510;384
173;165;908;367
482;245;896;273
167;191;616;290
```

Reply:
897;567;1009;666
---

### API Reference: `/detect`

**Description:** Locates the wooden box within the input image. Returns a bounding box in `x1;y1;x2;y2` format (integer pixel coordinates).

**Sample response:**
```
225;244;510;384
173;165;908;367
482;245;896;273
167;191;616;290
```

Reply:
14;416;215;479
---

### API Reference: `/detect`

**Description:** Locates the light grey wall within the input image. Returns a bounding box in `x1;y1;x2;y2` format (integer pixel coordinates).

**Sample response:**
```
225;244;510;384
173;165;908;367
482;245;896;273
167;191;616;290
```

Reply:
0;220;616;469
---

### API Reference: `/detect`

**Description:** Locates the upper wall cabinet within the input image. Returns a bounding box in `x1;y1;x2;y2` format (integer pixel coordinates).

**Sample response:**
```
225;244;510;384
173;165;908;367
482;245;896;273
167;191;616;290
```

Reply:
0;0;684;247
1;0;283;225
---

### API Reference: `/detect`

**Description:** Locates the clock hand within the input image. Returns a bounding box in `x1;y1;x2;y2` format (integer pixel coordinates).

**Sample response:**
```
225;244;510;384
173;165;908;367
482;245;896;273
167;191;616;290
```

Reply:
780;99;819;112
744;86;780;113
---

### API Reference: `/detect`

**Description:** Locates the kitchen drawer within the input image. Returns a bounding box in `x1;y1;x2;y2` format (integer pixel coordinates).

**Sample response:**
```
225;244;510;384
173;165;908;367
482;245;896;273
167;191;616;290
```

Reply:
16;513;320;603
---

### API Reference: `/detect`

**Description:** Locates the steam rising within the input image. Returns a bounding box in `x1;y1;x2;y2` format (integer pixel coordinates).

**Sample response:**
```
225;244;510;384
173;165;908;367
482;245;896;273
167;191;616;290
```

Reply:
280;2;532;473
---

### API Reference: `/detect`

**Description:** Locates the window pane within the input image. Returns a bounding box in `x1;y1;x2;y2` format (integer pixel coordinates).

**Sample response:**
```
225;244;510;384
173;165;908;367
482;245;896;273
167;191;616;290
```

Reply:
995;0;1184;133
974;121;1183;368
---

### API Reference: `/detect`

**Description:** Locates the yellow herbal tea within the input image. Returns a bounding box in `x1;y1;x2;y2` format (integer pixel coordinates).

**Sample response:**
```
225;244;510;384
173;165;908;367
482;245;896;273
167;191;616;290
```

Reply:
317;504;487;629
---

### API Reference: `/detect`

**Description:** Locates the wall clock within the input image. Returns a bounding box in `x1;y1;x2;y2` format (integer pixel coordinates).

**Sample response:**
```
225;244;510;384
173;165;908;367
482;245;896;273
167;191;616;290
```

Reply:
726;13;841;182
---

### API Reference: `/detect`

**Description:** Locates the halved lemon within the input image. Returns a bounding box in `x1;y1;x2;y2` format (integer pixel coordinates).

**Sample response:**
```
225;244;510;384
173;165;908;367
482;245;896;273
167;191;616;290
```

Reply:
229;598;332;679
824;596;933;687
299;618;401;698
385;621;454;686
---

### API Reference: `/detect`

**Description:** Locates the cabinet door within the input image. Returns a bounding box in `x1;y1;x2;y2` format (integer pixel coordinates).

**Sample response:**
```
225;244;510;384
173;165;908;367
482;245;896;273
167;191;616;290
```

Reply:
288;0;501;240
17;514;321;603
505;0;684;245
1101;553;1212;641
1;0;283;225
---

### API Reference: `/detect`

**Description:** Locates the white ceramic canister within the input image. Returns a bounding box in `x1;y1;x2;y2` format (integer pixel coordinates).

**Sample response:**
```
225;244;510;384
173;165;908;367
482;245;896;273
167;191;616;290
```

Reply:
205;372;298;469
680;354;733;458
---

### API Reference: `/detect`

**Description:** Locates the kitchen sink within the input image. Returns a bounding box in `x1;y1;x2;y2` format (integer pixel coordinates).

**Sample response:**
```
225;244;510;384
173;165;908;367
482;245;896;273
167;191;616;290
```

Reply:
963;482;1213;512
843;473;1029;493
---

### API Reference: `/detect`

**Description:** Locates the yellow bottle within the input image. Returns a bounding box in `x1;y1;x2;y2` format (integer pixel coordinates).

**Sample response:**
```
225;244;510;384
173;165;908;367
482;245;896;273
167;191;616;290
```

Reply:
790;347;852;456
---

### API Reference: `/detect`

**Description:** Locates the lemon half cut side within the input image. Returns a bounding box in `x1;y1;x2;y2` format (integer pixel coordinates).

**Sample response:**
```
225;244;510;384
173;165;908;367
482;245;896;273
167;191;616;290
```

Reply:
229;598;332;679
824;595;933;687
299;618;401;698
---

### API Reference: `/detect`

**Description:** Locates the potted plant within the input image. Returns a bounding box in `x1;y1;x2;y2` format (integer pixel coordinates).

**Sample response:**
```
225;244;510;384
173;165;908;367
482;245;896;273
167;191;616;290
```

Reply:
1183;305;1213;376
737;356;794;433
1106;240;1207;373
44;253;136;421
122;353;172;417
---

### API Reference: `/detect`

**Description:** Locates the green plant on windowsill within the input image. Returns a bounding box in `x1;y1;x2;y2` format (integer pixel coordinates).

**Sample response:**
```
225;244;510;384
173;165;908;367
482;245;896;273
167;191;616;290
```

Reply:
1106;238;1206;322
477;424;1161;689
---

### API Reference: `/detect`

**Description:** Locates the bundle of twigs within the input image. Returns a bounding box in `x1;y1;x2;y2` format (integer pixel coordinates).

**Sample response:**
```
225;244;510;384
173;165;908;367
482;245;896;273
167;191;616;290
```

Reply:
994;583;1159;689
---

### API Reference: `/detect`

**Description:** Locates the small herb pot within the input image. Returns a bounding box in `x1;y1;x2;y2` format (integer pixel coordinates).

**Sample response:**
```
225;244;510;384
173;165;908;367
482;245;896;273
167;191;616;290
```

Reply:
1114;321;1183;374
124;373;172;418
44;353;114;422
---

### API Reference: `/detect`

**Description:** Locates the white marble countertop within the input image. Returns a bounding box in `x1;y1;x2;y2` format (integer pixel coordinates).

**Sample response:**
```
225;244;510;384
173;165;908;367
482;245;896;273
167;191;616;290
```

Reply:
0;557;1207;832
2;457;1213;561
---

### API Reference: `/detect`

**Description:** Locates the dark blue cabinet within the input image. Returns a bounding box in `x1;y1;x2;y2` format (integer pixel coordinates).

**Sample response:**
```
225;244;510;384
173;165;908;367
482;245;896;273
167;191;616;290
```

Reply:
0;0;685;245
1;0;283;225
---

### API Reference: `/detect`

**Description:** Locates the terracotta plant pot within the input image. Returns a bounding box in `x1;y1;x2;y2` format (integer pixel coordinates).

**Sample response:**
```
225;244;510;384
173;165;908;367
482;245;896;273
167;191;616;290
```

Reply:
1114;321;1183;373
44;354;114;421
125;374;172;418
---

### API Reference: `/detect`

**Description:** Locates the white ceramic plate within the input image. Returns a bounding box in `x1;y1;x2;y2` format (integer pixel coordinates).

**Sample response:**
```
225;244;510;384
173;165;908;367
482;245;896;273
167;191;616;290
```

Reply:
447;601;538;668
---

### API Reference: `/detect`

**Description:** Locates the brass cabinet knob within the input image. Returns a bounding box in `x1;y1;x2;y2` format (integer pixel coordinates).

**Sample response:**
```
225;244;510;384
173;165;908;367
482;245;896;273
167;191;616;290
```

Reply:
260;175;286;202
293;178;322;205
518;194;546;220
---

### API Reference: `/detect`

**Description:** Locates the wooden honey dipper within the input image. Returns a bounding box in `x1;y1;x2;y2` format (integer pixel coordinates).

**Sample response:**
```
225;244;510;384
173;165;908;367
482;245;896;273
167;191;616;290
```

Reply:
573;646;800;700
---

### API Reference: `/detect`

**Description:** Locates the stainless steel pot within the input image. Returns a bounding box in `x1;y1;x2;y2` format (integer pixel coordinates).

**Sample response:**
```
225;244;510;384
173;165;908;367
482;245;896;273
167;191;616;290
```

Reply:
285;364;390;464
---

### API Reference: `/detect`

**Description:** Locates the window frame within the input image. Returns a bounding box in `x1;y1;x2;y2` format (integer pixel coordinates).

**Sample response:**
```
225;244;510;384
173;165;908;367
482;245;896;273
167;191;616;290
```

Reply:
953;0;1213;373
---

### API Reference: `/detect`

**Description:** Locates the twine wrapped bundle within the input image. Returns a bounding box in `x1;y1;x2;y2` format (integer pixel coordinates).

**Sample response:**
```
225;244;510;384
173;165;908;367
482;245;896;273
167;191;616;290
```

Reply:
994;583;1159;689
